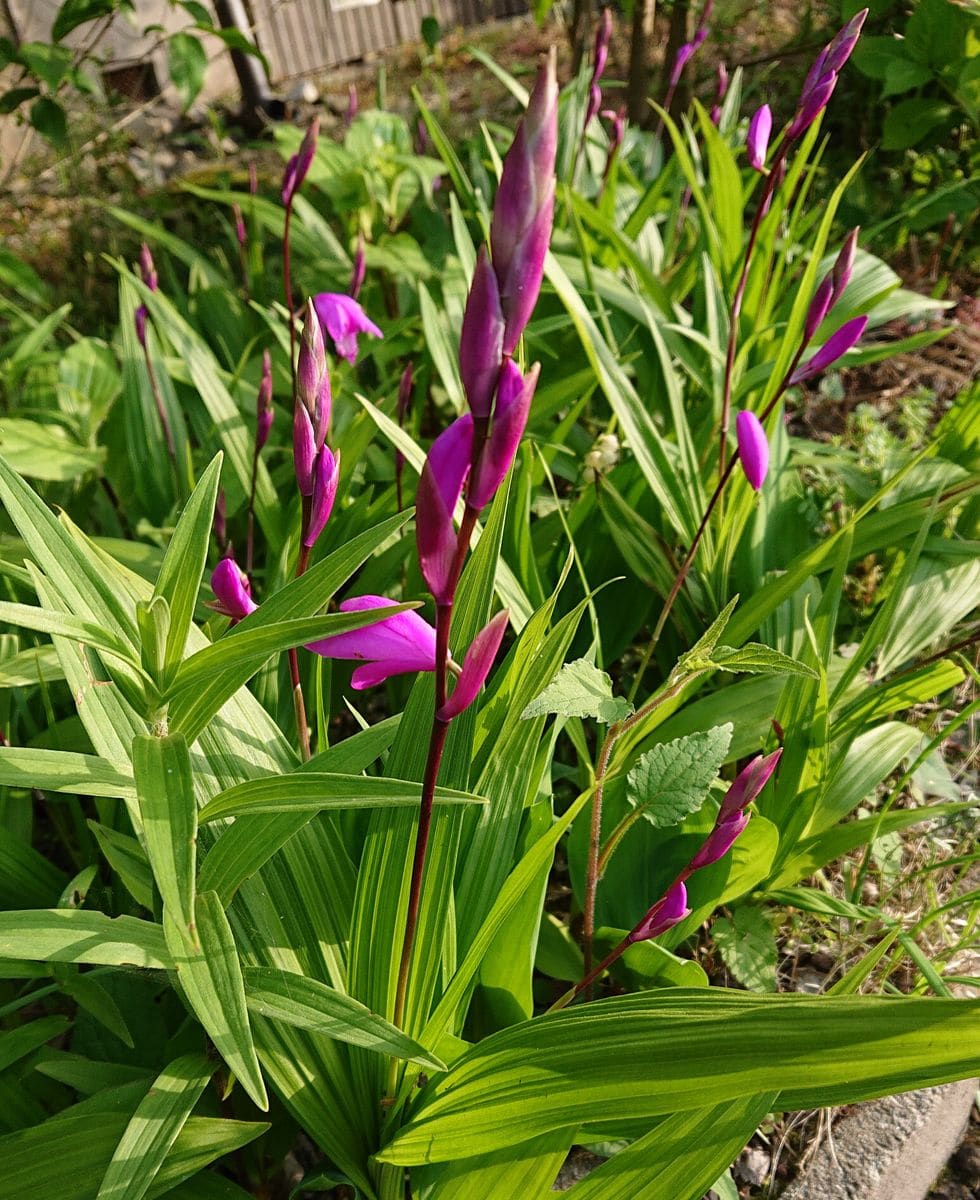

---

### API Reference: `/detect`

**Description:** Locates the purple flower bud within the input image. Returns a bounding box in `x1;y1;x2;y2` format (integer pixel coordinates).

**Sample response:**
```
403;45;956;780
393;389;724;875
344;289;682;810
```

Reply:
830;227;859;307
134;304;148;348
786;71;837;140
208;558;257;623
346;83;359;127
689;810;750;870
233;202;247;248
139;243;158;292
602;106;626;152
459;247;505;418
282;115;320;207
468;360;539;511
304;447;341;548
736;410;769;491
746;104;772;172
438;609;509;721
490;49;558;355
789;315;868;384
800;48;830;107
592;8;612;83
669;43;695;88
824;8;868;74
306;595;437;689
416;416;474;604
293;404;317;497
297;300;329;439
397;362;414;424
717;749;783;822
715;61;729;103
630;881;690;943
804;274;834;343
313;293;383;365
256;349;274;452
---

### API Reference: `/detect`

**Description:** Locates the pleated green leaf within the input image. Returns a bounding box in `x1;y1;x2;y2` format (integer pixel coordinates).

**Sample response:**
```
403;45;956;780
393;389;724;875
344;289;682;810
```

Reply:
198;772;484;823
243;968;445;1069
379;990;980;1164
0;748;135;799
164;891;267;1111
133;734;198;931
96;1054;213;1200
0;909;170;968
0;1015;71;1072
426;1129;574;1199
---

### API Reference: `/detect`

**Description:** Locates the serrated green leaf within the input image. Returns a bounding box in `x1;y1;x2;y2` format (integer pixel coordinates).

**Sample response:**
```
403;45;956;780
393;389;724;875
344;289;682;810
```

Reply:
164;891;267;1111
521;659;632;724
0;909;169;968
626;726;733;829
710;643;818;678
712;907;777;992
134;734;197;931
96;1054;212;1200
243;968;445;1069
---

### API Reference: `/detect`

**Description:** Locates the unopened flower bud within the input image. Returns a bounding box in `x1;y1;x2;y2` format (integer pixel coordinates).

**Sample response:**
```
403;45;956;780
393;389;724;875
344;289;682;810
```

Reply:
736;410;769;491
459;247;505;418
304;447;341;548
746;105;772;171
438;609;509;721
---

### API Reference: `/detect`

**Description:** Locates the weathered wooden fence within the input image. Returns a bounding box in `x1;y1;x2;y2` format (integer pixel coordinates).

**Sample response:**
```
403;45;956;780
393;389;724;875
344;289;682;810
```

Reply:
251;0;528;83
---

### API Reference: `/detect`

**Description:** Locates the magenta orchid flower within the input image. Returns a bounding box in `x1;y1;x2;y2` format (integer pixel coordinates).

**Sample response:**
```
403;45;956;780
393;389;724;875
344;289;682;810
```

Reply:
735;410;769;491
303;446;341;549
468;360;540;511
790;315;868;384
459;247;505;419
746;105;772;172
306;595;437;689
282;116;320;207
208;558;257;623
438;609;509;722
631;881;691;943
416;417;472;603
804;275;834;342
313;293;383;365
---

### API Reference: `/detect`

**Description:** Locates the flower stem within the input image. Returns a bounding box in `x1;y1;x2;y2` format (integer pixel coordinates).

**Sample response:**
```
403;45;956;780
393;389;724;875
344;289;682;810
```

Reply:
581;721;619;989
246;444;259;576
288;502;313;762
283;202;297;398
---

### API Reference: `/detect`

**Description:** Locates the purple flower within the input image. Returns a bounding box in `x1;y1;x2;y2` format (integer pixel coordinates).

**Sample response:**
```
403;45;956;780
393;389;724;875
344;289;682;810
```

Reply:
468;360;539;511
233;202;247;248
804;275;834;343
824;9;868;74
306;595;437;689
831;227;859;307
459;247;505;419
349;234;366;300
139;243;158;292
593;7;612;82
735;410;769;491
134;304;148;348
256;348;274;452
689;810;751;870
630;881;691;943
313;293;383;365
294;302;330;495
786;72;837;140
585;82;603;128
717;750;782;822
303;446;341;549
208;558;257;623
669;42;695;88
790;315;868;384
416;416;472;604
490;49;558;355
438;609;509;722
746;105;772;172
282;115;320;207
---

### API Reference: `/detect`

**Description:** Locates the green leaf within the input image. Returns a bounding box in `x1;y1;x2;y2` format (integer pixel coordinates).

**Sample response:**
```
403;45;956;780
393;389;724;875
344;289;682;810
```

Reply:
19;42;73;89
60;973;135;1047
521;658;632;724
559;1095;775;1200
882;98;954;150
675;597;739;674
164;891;267;1111
380;990;980;1165
712;907;777;992
0;87;39;114
96;1054;213;1200
134;734;198;931
243;968;445;1069
52;0;116;39
0;1015;71;1072
198;772;484;823
0;909;169;969
0;747;134;798
625;726;733;829
709;644;818;678
0;418;104;481
0;601;138;668
152;454;222;678
168;33;207;111
30;96;67;144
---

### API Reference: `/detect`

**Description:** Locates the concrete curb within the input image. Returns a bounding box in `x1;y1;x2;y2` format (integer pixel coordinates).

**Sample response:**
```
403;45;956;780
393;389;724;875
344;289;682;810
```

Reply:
782;1079;979;1200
